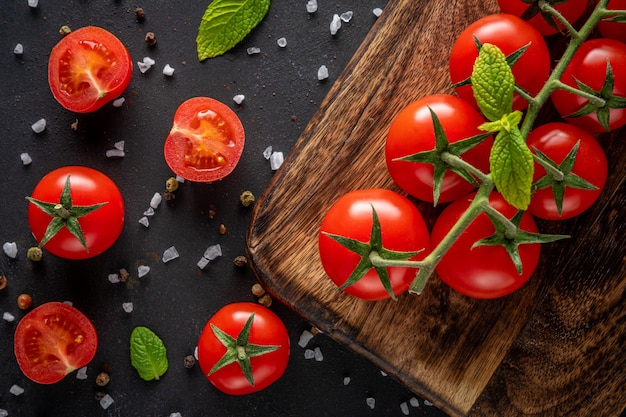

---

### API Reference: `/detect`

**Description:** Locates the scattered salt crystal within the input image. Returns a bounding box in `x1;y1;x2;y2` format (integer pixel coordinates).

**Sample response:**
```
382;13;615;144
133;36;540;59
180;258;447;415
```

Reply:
306;0;317;13
76;366;88;380
143;56;156;66
162;246;179;263
424;399;433;406
3;312;15;322
143;207;155;216
20;152;32;165
14;43;24;55
409;397;420;407
0;409;8;417
197;257;209;270
163;64;175;76
64;300;73;306
122;302;134;313
194;346;198;360
106;149;125;158
3;242;17;258
270;151;284;170
137;61;151;73
298;330;314;347
169;413;182;417
114;141;125;150
246;47;261;55
28;0;38;7
108;273;120;283
373;8;383;17
317;65;329;80
112;97;125;107
400;402;410;415
330;14;342;35
99;394;114;409
380;370;387;376
233;94;245;105
10;384;24;396
175;175;185;183
137;265;150;278
138;216;150;227
203;244;222;261
263;146;273;159
313;347;324;361
150;192;162;209
304;349;315;359
343;376;351;385
277;37;287;48
31;118;46;133
366;397;376;409
340;11;353;22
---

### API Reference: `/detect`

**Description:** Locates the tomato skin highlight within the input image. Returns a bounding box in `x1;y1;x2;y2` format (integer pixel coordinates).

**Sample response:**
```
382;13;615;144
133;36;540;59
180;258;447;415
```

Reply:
432;193;540;299
14;302;98;384
527;123;608;220
48;26;132;113
197;302;290;395
27;166;125;260
449;14;551;111
497;0;587;35
551;38;626;133
164;97;245;183
385;94;492;204
318;189;431;300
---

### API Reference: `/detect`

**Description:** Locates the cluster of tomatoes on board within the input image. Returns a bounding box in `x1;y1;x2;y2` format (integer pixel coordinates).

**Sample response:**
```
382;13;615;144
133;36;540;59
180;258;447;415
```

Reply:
15;26;287;395
318;0;624;301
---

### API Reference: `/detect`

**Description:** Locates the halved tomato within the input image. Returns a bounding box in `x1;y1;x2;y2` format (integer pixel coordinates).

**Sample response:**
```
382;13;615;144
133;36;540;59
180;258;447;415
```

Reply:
14;302;98;384
48;26;133;113
164;97;245;182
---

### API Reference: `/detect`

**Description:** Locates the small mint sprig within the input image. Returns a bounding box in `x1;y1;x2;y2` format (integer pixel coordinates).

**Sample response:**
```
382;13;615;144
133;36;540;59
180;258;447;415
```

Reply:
196;0;270;61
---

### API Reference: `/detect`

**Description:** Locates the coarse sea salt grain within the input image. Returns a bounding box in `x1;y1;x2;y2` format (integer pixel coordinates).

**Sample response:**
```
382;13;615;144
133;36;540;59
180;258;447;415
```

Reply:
197;257;209;270
108;273;120;283
410;397;420;407
137;61;151;73
277;37;287;48
366;397;376;409
373;7;383;17
76;366;88;380
341;11;353;22
31;118;46;133
28;0;38;7
343;376;351;385
203;244;222;261
100;394;114;409
137;265;150;278
10;384;24;396
114;141;125;150
144;207;155;216
3;242;17;258
138;216;149;227
3;312;15;322
306;0;317;13
330;14;342;35
314;347;324;361
317;65;329;80
247;47;261;55
270;151;284;170
263;146;273;159
304;349;315;359
122;302;134;313
106;149;125;158
150;192;163;209
20;152;32;165
424;399;433;406
112;97;125;107
298;329;314;347
169;413;182;417
143;56;155;66
0;408;8;417
233;94;245;105
14;43;24;55
162;246;179;263
400;402;409;415
163;64;175;76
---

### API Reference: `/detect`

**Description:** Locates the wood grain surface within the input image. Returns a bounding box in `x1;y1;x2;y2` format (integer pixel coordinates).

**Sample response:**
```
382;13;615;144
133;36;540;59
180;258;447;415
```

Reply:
246;0;626;416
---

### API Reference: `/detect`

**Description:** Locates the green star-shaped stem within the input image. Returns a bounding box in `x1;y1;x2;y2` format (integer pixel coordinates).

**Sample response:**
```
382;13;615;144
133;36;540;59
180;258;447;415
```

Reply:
566;61;626;131
322;205;423;300
531;140;598;215
518;0;573;32
208;313;280;386
394;106;491;205
25;175;107;252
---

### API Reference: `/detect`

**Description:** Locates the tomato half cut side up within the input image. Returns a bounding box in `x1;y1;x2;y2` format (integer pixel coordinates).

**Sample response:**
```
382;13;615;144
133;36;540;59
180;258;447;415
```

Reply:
48;26;132;113
14;302;98;384
164;97;245;183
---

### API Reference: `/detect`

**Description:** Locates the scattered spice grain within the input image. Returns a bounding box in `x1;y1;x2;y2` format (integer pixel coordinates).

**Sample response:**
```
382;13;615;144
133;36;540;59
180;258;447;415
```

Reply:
17;294;32;310
239;190;255;207
0;275;6;291
233;255;248;267
95;372;110;387
145;32;156;46
183;355;196;369
27;247;43;261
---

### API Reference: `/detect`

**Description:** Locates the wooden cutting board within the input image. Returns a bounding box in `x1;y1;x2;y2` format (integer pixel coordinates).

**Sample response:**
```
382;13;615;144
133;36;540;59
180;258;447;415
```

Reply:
246;0;626;416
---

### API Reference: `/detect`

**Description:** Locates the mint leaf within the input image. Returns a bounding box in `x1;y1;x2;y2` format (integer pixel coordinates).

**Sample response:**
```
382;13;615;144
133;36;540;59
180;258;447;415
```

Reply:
196;0;270;61
471;43;515;121
130;326;168;381
490;127;534;210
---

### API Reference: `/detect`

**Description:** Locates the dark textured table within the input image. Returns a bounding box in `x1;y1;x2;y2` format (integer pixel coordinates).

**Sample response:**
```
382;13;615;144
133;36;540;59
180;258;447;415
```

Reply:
0;1;449;416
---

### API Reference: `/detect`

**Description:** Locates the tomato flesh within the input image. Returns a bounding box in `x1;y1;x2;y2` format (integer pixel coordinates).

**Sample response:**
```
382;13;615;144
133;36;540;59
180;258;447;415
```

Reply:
164;97;245;182
48;26;132;113
14;302;98;384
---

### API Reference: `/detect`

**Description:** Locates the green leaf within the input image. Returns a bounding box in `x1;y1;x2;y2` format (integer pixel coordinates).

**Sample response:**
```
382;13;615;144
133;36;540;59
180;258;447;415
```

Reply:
196;0;270;61
130;326;169;381
471;43;515;121
490;127;534;210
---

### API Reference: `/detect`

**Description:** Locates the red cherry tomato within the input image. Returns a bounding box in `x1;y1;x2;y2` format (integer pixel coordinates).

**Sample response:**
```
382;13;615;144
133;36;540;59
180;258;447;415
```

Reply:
449;13;551;111
14;302;98;384
48;26;132;113
527;122;608;220
431;192;541;299
318;189;431;300
497;0;587;35
197;302;290;395
27;166;124;260
385;94;492;204
164;97;245;182
598;0;626;44
551;38;626;133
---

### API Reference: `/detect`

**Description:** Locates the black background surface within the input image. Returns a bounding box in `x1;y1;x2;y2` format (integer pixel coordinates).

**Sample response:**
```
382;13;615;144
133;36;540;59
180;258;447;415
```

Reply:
0;1;450;416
